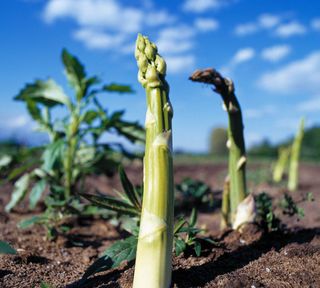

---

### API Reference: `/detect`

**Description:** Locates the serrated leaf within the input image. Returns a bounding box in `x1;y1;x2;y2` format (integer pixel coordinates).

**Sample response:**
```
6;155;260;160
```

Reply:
29;179;46;209
18;215;45;229
42;139;65;172
26;99;43;123
190;208;198;227
174;218;186;234
5;173;30;212
119;165;141;210
82;110;99;125
103;83;134;94
80;193;140;217
194;241;202;257
113;121;145;144
0;241;16;254
82;236;137;280
15;79;70;108
62;49;86;100
175;238;186;256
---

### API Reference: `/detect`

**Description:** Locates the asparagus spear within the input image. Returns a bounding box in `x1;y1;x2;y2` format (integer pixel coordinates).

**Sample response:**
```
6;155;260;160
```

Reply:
273;146;291;183
189;68;247;225
288;118;304;191
133;34;174;288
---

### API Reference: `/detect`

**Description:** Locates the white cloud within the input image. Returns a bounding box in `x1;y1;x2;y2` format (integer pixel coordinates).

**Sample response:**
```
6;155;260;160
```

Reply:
298;96;320;112
261;45;291;62
258;51;320;94
0;115;31;129
234;23;258;36
43;0;176;52
156;25;195;54
258;14;281;28
311;18;320;31
232;48;255;64
274;21;306;38
194;18;219;32
165;55;195;73
73;28;126;49
44;0;143;33
183;0;227;13
144;10;176;27
235;13;281;36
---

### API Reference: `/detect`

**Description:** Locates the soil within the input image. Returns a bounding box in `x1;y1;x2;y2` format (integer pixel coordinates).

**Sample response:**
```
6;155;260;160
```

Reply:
1;162;320;288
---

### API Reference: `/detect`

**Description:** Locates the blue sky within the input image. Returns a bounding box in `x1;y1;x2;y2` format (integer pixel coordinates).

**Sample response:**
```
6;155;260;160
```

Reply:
0;0;320;152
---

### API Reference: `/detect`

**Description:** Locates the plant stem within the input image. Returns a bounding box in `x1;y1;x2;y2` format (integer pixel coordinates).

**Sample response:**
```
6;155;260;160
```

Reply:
288;117;304;191
220;176;230;229
189;68;247;225
64;114;79;200
133;34;174;288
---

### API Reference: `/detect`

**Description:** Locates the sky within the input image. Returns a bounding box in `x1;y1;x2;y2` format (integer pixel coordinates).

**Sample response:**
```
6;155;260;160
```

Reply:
0;0;320;152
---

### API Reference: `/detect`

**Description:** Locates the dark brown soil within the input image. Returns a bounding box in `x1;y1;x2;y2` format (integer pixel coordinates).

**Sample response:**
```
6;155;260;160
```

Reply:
1;163;320;288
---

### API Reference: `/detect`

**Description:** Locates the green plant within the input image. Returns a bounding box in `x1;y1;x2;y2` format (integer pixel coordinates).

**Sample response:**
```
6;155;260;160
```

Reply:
280;193;305;219
174;209;217;257
6;49;144;236
133;33;174;288
288;118;304;191
190;68;248;228
0;240;16;254
209;127;228;156
175;177;213;209
273;146;291;183
255;192;280;231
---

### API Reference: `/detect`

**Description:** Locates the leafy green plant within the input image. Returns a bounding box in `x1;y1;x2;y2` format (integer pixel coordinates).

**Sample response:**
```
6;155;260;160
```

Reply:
80;165;142;218
190;68;248;228
255;192;280;231
175;178;213;209
280;193;305;219
174;209;217;257
0;240;16;254
5;49;144;236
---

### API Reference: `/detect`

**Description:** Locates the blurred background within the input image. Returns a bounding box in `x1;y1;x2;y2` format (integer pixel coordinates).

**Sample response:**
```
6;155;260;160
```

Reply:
0;0;319;158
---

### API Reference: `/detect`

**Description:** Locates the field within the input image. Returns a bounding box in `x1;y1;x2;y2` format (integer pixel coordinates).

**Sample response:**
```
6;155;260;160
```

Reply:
1;161;320;287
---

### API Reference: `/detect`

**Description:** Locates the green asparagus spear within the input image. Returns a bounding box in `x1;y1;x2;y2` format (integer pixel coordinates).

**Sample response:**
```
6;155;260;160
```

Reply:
190;68;247;226
133;34;174;288
288;118;304;191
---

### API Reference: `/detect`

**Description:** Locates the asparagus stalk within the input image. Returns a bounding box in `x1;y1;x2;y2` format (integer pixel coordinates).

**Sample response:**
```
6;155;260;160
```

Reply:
273;146;291;183
133;34;174;288
189;68;247;225
220;176;230;229
288;118;304;191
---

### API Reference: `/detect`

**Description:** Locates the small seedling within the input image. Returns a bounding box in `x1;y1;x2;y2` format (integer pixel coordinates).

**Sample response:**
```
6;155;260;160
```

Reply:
175;178;213;209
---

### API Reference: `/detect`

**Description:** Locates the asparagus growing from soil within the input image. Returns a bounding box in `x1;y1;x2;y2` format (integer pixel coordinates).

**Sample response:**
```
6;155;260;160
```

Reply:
133;34;174;288
189;68;248;226
288;118;304;191
273;146;291;183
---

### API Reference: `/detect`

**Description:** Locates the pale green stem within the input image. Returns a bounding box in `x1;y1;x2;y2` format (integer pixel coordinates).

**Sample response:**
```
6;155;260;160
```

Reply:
133;34;174;288
288;117;304;191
